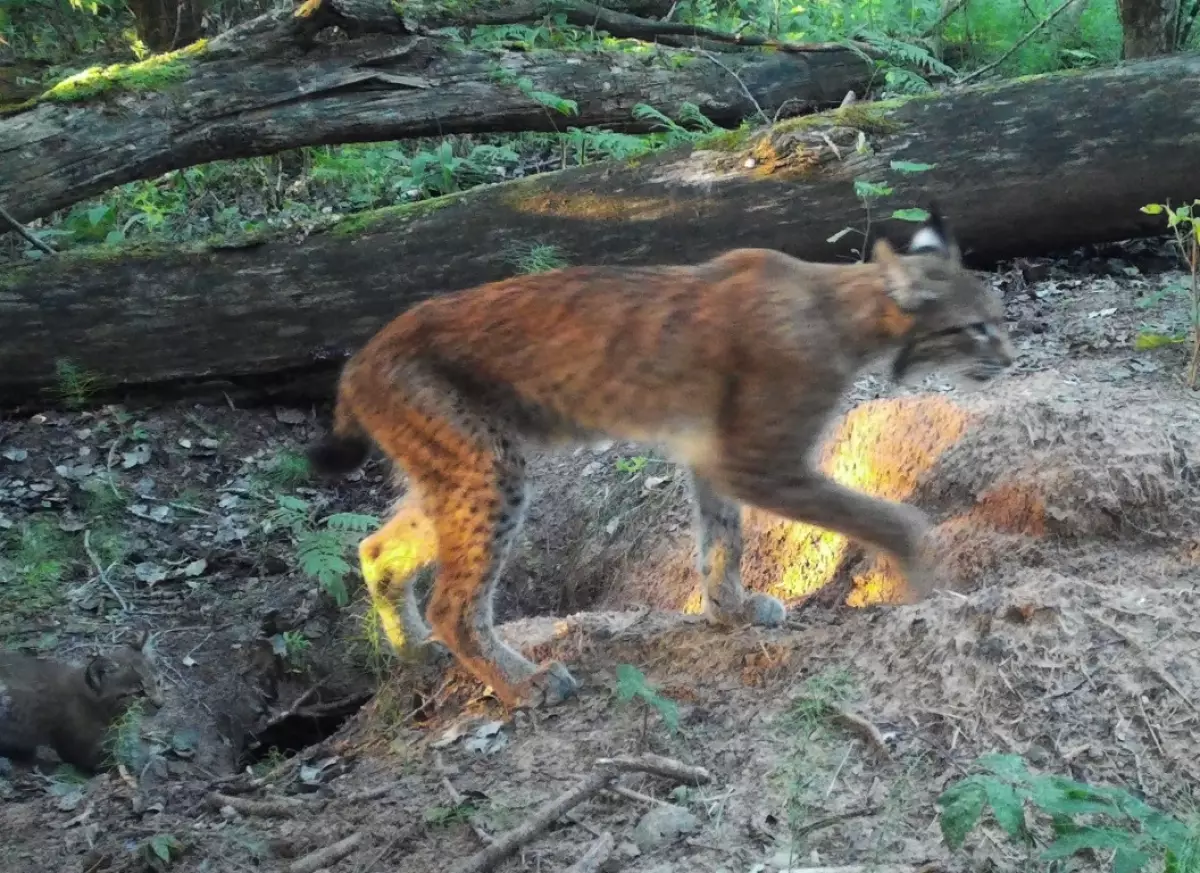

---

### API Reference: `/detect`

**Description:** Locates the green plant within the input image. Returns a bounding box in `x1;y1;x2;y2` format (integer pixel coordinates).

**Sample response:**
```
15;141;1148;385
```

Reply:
262;450;311;489
52;358;101;408
138;833;184;870
106;698;145;770
939;753;1200;871
615;455;649;476
503;241;569;274
277;630;311;667
265;496;378;606
776;668;859;864
0;518;72;613
614;663;679;734
1136;200;1200;387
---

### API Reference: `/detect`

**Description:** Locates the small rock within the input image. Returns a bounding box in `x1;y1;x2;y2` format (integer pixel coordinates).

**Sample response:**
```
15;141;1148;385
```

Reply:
616;841;641;860
632;803;699;852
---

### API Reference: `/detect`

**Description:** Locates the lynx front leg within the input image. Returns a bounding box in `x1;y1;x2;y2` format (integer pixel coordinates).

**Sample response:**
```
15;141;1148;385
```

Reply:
358;493;440;658
421;439;579;710
719;465;937;603
688;471;786;627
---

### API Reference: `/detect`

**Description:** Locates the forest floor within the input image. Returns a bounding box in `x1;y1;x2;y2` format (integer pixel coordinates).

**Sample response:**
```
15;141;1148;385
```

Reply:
2;238;1199;873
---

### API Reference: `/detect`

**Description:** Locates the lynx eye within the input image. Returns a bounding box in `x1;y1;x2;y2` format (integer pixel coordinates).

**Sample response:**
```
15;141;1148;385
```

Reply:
966;323;990;340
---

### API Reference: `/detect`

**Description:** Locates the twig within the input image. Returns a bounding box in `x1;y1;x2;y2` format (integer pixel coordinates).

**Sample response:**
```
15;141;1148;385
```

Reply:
569;0;878;55
0;203;54;254
922;0;970;36
692;49;767;123
436;752;493;845
449;754;711;873
825;704;892;760
791;805;883;839
83;530;130;613
288;831;365;873
206;791;309;818
956;0;1076;84
563;832;615;873
607;785;669;806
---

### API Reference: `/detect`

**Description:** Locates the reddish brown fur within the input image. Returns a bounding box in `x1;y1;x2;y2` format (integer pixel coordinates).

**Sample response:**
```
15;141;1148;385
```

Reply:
312;216;1014;709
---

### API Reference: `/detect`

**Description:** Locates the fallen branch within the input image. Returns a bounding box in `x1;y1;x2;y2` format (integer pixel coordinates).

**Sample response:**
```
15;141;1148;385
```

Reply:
791;805;883;839
436;752;494;845
0;204;54;254
563;832;615;873
206;792;310;819
83;529;129;613
449;754;711;873
956;0;1076;83
288;831;366;873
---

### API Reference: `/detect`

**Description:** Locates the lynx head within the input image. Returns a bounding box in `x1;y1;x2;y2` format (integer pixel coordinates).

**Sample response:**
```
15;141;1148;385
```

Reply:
870;209;1014;385
84;632;163;715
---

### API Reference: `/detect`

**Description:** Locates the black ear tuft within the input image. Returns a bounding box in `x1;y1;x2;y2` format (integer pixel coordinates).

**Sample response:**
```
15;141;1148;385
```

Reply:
906;202;958;257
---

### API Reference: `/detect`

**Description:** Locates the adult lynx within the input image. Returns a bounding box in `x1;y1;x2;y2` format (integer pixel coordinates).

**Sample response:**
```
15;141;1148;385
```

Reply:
309;212;1014;708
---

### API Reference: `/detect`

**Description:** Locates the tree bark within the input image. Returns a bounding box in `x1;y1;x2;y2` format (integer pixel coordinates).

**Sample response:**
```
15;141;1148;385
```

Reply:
0;0;871;225
126;0;207;52
1117;0;1179;56
4;53;1200;408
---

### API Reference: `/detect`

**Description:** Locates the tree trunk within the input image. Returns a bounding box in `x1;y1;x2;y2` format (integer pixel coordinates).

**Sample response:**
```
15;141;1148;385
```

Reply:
0;0;872;225
126;0;207;52
4;53;1200;409
1118;0;1179;56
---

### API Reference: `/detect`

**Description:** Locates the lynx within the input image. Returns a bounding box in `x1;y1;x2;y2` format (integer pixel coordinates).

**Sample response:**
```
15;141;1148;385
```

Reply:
308;211;1014;709
0;633;162;772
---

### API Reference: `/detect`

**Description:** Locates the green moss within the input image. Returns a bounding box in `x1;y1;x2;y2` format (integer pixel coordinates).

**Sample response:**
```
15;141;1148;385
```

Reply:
694;127;751;151
774;98;912;136
330;192;470;235
38;40;206;105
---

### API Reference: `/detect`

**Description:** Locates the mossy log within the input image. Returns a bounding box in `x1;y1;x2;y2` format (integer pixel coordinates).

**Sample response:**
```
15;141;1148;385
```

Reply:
0;0;871;225
3;53;1200;408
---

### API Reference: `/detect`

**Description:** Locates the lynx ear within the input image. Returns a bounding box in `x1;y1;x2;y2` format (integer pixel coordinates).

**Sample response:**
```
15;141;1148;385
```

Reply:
871;238;939;311
85;656;112;693
907;207;961;260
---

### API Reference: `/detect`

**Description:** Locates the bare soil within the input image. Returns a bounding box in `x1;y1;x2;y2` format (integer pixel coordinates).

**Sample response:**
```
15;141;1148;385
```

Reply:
1;240;1199;873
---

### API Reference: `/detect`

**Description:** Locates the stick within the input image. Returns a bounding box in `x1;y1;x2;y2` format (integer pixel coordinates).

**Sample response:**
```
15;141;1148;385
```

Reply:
804;701;891;760
563;832;615;873
957;0;1076;84
0;203;54;254
83;529;130;613
791;805;882;839
436;752;493;845
569;0;879;55
449;754;711;873
206;792;309;818
288;831;366;873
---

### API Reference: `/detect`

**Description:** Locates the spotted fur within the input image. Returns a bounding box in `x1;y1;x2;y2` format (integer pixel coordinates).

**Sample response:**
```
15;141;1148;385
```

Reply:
309;212;1014;708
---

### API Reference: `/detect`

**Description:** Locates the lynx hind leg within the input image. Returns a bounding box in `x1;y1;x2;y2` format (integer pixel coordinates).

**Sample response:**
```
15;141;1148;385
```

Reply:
416;421;579;710
688;471;786;628
359;493;438;657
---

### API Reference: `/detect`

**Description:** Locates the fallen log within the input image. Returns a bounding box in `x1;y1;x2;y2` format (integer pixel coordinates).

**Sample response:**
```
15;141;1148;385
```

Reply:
3;52;1199;409
0;0;872;225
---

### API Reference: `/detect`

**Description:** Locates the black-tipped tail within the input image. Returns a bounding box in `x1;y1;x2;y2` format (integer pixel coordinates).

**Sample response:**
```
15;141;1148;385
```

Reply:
308;432;371;476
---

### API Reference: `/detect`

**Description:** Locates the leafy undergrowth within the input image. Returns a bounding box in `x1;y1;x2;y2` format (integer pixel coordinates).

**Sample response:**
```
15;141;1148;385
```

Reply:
2;0;1169;270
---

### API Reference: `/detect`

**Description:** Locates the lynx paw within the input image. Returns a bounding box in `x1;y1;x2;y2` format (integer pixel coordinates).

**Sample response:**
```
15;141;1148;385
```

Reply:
744;593;787;627
520;661;581;709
